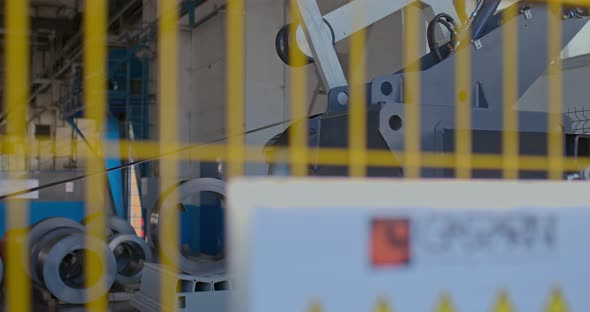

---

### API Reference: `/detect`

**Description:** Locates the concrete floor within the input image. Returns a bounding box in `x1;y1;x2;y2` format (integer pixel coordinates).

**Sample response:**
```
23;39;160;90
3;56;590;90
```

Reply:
0;302;139;312
35;302;137;312
0;302;137;312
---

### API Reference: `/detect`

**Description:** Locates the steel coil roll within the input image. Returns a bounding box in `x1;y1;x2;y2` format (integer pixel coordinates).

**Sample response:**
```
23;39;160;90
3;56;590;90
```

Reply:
108;234;152;285
38;233;116;304
27;218;85;282
148;177;226;275
28;217;85;247
30;227;84;283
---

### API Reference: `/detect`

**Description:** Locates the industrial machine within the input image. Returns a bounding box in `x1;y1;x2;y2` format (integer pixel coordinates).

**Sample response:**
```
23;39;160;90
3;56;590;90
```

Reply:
268;0;590;179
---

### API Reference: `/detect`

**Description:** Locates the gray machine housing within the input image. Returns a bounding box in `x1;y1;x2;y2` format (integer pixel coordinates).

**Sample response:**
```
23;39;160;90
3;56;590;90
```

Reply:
265;2;590;178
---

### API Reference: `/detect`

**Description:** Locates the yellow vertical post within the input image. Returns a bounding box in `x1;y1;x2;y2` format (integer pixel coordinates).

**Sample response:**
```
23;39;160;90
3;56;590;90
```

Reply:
4;0;31;311
158;0;180;310
502;4;519;180
226;0;245;178
289;2;308;177
547;2;563;180
403;3;421;178
348;0;367;178
455;22;472;179
84;0;108;310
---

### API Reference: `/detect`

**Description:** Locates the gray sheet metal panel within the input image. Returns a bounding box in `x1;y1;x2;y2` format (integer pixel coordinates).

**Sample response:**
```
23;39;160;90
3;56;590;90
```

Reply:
368;4;589;110
379;102;573;150
131;263;230;312
379;102;574;177
265;107;403;177
271;3;589;179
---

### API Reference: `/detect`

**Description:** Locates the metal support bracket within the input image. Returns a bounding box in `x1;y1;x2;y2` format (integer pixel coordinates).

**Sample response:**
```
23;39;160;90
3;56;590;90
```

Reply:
473;39;483;49
295;0;348;90
523;8;533;20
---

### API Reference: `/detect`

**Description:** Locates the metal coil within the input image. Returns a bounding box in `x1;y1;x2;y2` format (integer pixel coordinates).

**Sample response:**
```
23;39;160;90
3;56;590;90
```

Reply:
27;217;85;282
108;234;152;285
38;233;116;304
148;177;226;275
28;217;85;248
29;227;84;283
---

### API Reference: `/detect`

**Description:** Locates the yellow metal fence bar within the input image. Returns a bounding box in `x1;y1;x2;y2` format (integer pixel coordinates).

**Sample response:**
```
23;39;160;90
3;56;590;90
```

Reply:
158;0;180;310
455;16;472;179
1;136;585;173
84;0;109;309
547;2;564;180
289;2;308;177
226;0;245;178
4;0;31;311
349;0;367;177
403;3;421;178
502;4;519;179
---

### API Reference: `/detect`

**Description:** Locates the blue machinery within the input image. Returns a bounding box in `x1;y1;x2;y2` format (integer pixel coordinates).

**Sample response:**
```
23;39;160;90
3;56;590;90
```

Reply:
63;47;149;220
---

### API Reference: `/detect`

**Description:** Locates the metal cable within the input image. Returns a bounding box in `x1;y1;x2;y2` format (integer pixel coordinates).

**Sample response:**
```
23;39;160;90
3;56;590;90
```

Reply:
0;118;292;200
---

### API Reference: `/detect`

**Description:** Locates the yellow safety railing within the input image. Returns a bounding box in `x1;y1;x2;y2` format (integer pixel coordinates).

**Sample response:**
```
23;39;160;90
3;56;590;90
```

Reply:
158;0;180;310
84;0;108;310
5;0;31;311
403;3;422;178
1;0;590;310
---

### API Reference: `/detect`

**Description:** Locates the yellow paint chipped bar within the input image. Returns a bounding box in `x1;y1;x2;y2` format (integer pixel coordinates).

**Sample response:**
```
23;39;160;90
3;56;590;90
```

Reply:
455;26;472;179
0;134;588;174
547;2;564;180
348;0;367;177
226;0;245;178
4;0;31;310
289;1;308;177
502;4;519;180
403;3;421;178
83;0;108;310
158;0;180;310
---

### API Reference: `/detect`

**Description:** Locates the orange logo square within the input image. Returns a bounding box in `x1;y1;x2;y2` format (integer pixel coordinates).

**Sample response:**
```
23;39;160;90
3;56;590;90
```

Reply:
371;218;411;267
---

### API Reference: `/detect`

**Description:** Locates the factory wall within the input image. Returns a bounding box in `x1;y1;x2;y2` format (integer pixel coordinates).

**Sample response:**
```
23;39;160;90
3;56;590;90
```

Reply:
1;37;91;198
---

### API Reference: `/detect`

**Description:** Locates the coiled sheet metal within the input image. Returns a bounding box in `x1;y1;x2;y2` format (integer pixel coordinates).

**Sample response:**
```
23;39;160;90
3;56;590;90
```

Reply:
108;233;152;285
148;177;226;275
27;217;117;304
